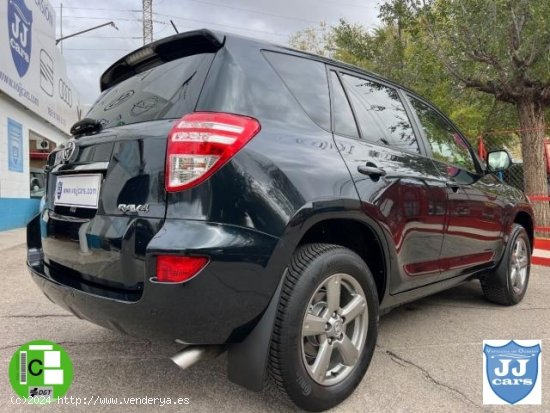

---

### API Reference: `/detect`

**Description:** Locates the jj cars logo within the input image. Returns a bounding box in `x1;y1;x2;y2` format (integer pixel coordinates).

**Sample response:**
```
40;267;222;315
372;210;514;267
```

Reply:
483;340;542;404
8;0;33;77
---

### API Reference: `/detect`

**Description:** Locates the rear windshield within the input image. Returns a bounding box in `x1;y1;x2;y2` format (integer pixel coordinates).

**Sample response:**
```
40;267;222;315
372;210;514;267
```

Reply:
87;53;215;129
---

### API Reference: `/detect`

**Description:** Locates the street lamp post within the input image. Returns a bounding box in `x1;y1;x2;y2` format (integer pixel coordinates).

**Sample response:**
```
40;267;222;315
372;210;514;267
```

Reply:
56;22;119;49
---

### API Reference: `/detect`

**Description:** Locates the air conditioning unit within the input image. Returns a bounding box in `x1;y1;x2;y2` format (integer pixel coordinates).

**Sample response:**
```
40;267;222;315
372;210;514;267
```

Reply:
39;140;50;150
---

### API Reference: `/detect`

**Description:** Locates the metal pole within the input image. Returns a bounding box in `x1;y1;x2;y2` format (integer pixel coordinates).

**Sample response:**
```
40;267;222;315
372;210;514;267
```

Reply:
60;3;63;54
142;0;153;45
56;21;118;45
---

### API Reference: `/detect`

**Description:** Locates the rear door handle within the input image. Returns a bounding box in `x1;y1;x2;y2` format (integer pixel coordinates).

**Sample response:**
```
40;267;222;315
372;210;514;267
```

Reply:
357;164;386;177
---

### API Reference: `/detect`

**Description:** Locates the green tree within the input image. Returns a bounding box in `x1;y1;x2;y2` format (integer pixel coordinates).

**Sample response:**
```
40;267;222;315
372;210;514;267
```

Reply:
292;19;517;137
412;0;550;226
288;21;335;58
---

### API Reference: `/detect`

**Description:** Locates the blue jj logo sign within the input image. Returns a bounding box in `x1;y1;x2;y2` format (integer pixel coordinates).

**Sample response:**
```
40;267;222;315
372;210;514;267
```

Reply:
483;340;542;405
7;0;33;77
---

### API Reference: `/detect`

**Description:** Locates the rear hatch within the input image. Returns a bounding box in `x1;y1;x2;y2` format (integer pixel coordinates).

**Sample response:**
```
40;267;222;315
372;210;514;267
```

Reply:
41;31;223;298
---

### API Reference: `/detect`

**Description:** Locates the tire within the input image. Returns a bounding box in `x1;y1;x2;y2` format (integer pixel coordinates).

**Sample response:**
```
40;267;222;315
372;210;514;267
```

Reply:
268;243;379;411
481;224;531;306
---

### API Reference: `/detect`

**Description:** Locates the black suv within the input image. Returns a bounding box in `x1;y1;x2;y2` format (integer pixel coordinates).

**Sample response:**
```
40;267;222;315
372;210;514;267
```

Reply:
27;30;534;411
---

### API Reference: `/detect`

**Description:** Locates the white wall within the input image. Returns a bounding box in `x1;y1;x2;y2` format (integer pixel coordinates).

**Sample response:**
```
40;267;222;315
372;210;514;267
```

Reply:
0;92;68;199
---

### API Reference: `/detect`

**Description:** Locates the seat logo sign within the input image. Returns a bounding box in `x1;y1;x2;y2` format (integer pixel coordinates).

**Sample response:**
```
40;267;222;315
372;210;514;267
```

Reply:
483;340;541;404
7;0;33;77
9;340;73;403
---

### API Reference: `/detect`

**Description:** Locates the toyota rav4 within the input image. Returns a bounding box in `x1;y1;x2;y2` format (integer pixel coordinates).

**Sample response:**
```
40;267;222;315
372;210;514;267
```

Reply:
27;29;535;411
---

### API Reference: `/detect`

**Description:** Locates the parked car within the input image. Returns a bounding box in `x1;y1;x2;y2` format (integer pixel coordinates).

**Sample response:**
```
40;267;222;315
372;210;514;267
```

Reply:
27;30;534;411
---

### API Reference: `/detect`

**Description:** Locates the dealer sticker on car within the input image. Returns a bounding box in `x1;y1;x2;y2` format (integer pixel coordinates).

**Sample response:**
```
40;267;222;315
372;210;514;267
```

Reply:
54;174;102;209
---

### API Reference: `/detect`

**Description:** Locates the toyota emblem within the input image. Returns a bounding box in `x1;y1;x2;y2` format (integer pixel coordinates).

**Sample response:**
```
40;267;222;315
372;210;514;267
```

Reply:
61;141;76;163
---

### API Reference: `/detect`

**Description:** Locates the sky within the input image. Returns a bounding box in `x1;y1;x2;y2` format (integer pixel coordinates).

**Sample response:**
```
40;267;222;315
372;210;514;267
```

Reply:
49;0;380;105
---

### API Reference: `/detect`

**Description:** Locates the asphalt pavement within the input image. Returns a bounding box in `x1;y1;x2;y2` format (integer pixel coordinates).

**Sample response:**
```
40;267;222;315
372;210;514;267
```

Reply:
0;229;548;412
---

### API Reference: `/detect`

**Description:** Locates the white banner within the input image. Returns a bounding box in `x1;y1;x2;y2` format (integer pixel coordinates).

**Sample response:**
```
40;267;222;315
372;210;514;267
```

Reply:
0;0;82;134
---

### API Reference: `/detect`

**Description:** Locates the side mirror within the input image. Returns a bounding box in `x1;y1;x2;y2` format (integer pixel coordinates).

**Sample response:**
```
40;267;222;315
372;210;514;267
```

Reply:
486;150;512;172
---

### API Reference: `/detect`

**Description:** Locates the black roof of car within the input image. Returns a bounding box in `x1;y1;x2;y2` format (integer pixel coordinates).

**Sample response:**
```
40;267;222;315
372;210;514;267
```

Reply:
100;28;405;95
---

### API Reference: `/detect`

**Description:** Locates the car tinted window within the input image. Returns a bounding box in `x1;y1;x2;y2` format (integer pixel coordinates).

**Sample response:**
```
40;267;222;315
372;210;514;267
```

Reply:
87;53;214;129
264;52;331;130
330;71;359;138
341;74;420;153
409;97;476;172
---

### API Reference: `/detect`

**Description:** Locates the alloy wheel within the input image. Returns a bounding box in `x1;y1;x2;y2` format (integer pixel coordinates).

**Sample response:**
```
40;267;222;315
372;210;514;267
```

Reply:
301;273;369;386
510;237;529;294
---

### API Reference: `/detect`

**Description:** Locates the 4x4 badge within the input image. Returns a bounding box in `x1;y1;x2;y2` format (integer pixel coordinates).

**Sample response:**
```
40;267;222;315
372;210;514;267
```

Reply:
118;204;149;213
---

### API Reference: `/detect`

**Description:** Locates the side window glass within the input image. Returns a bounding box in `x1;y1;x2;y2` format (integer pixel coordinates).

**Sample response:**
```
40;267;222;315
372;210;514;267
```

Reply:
329;71;359;138
341;74;420;153
263;51;331;131
409;97;476;173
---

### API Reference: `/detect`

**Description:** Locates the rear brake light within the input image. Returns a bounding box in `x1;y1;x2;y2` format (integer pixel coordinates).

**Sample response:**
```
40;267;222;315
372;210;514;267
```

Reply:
156;255;208;283
165;112;261;192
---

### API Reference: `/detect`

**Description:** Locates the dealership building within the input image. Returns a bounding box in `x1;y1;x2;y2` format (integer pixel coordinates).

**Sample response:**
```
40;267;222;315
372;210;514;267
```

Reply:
0;0;81;230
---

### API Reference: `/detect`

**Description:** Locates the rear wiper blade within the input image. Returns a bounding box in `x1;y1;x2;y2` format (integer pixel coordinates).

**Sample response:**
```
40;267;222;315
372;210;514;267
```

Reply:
70;118;103;138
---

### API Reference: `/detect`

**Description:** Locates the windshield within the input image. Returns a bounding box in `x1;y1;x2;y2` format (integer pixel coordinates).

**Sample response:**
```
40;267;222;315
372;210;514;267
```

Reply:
86;53;215;129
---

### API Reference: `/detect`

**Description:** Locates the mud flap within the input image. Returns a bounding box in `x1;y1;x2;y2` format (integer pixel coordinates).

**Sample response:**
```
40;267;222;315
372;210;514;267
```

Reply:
227;270;286;391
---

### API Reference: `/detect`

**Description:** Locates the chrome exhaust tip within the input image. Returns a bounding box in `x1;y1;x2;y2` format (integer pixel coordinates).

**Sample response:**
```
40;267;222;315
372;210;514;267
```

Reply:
171;345;224;370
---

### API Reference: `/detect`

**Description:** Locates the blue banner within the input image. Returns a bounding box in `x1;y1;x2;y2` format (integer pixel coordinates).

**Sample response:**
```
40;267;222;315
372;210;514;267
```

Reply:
8;0;33;78
7;117;23;172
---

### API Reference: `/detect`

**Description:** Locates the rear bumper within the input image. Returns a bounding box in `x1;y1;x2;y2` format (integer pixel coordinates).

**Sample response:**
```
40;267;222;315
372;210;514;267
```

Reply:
27;214;280;344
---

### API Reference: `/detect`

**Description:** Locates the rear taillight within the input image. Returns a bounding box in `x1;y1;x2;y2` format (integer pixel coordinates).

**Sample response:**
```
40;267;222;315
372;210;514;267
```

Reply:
156;255;209;283
165;112;261;192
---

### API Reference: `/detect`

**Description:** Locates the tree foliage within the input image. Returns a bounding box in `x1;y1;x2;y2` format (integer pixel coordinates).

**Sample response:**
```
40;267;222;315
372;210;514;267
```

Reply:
421;0;550;104
288;21;335;58
290;17;517;138
414;0;550;225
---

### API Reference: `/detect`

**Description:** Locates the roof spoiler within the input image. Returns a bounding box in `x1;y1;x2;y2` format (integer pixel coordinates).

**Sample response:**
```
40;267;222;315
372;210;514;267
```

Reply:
100;29;225;91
